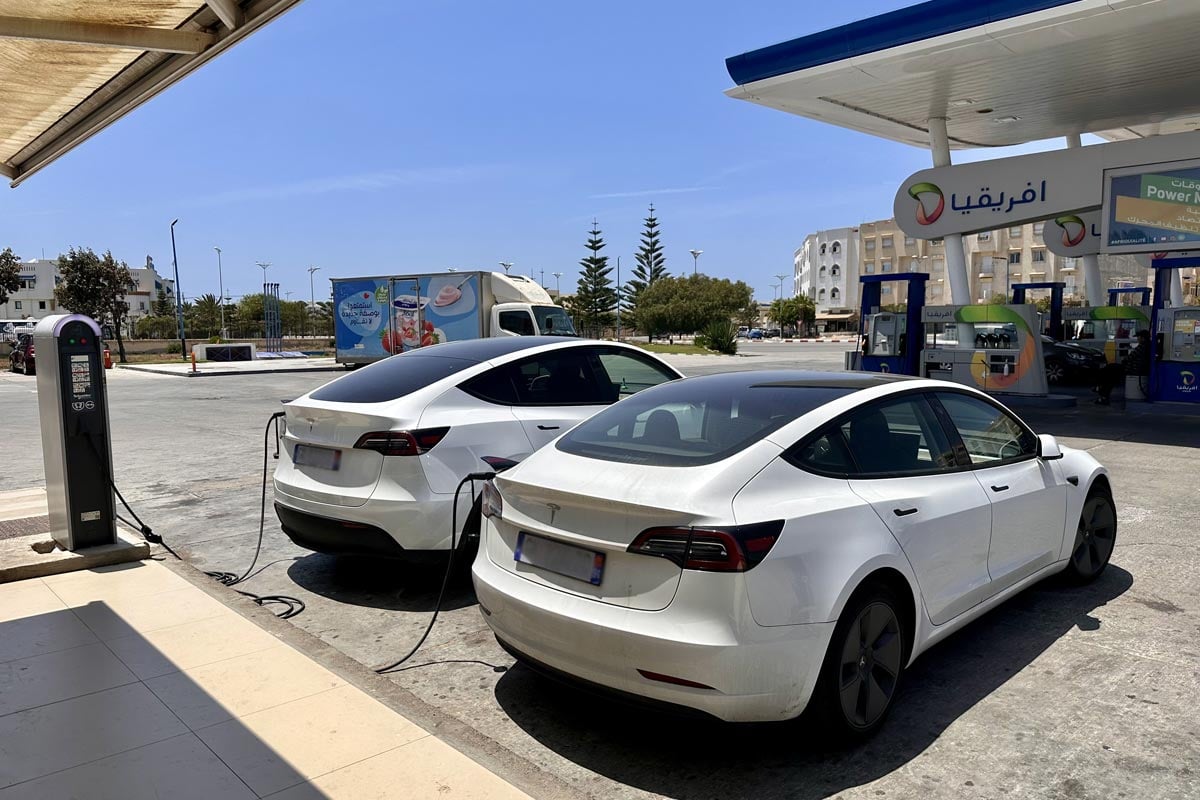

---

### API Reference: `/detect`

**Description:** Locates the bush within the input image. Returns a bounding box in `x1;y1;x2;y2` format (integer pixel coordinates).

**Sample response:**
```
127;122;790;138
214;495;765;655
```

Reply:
703;319;738;355
166;341;181;354
208;335;223;344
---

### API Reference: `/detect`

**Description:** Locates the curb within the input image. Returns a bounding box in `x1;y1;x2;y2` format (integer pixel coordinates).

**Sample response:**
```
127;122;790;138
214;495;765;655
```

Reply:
117;364;343;378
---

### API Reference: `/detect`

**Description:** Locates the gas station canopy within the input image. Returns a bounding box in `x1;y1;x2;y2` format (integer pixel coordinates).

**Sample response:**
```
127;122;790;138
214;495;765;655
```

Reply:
0;0;302;187
724;0;1200;149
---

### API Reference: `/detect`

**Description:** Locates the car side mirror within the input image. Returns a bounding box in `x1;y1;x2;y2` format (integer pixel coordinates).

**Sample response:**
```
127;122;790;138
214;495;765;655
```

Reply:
1037;433;1063;461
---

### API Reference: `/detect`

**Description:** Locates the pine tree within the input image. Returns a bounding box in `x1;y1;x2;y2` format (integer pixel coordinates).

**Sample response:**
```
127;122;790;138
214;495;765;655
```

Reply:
624;204;667;338
573;220;617;337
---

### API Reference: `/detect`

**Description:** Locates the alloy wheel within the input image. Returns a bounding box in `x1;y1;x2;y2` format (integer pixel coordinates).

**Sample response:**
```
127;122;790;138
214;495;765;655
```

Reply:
838;601;903;729
1072;495;1116;578
1045;361;1065;384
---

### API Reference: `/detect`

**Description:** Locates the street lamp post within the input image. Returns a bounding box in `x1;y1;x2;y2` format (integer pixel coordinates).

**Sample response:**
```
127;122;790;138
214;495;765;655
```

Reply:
307;266;320;338
499;261;513;275
213;247;227;339
689;249;702;275
552;272;563;295
170;219;186;359
775;273;789;300
540;268;545;288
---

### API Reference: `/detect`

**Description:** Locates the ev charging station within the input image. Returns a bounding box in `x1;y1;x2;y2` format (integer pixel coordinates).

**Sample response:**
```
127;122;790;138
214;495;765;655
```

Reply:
851;273;927;375
33;314;116;551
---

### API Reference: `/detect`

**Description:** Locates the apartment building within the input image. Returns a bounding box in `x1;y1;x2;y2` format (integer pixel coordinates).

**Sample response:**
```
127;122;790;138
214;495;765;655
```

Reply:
794;226;859;319
0;255;174;333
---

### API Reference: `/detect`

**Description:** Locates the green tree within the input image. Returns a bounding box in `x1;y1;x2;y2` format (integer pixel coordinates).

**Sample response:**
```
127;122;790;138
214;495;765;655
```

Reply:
53;248;135;362
0;248;21;307
235;294;265;337
191;294;221;337
280;300;309;336
573;220;617;337
310;301;334;337
636;274;753;336
736;302;760;330
989;293;1011;305
154;288;173;317
624;204;667;337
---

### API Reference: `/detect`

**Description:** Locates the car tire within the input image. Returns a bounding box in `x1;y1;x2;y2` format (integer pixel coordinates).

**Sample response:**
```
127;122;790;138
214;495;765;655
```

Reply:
1045;359;1066;385
809;583;907;740
1065;486;1117;583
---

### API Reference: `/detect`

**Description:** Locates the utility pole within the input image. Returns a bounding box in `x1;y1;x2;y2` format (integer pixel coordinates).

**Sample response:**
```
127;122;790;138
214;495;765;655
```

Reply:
689;249;702;275
615;256;621;341
213;246;226;339
170;219;186;359
307;265;320;338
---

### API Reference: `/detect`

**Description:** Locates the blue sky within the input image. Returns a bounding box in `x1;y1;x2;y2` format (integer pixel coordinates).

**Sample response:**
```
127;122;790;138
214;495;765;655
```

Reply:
0;0;1084;303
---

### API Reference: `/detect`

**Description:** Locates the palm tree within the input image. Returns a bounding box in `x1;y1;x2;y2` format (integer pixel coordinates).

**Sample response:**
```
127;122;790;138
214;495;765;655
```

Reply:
191;294;221;338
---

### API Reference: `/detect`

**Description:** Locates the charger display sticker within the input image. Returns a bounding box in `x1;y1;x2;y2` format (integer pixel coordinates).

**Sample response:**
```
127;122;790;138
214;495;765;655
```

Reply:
69;356;93;403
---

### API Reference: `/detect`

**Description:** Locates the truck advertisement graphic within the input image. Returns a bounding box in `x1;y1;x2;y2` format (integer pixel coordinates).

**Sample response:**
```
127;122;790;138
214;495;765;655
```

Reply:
333;278;390;361
387;274;483;353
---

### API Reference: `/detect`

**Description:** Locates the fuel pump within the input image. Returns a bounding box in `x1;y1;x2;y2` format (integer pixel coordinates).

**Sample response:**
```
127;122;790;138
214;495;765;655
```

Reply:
33;314;116;551
853;273;928;375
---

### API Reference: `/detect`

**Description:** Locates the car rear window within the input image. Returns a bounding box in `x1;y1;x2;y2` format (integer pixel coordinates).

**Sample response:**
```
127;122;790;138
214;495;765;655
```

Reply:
310;355;475;403
556;380;853;466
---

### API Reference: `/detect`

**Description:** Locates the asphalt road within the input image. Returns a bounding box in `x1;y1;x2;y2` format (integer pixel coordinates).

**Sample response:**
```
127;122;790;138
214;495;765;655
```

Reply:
2;343;1198;800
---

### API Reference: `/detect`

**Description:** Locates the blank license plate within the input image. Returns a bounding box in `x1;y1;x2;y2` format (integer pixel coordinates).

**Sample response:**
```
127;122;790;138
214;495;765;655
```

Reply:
293;444;341;471
515;532;605;585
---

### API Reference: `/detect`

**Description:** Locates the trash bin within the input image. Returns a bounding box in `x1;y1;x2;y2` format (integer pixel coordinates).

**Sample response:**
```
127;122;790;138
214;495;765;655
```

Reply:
1124;374;1146;401
103;348;113;369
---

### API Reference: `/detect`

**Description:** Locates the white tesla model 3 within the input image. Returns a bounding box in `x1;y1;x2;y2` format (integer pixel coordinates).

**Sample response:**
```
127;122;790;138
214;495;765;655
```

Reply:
273;337;682;559
472;371;1114;736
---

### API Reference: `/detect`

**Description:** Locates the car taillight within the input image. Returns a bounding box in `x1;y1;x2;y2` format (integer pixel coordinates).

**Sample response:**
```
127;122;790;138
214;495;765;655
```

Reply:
480;480;503;519
627;520;784;572
353;427;449;456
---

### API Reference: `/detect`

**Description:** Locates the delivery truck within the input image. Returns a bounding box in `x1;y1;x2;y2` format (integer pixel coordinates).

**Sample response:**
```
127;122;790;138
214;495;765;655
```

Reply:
331;271;576;365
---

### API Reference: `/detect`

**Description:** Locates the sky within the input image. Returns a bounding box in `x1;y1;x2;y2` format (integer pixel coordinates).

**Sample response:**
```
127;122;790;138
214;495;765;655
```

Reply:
0;0;1093;304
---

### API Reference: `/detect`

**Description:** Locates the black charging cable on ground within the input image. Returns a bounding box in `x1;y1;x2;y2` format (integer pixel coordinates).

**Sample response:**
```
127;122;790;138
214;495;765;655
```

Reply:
98;411;307;620
374;470;496;675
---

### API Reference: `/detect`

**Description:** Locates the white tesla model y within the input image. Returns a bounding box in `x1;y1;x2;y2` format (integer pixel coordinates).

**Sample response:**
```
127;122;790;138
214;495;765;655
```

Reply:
473;371;1114;736
273;337;682;559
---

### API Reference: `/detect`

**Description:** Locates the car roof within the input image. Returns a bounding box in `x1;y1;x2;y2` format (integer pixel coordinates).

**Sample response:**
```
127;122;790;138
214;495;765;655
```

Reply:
398;336;584;363
674;369;918;392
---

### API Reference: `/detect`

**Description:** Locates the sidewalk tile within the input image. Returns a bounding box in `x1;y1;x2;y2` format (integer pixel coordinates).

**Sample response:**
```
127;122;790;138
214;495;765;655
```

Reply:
145;644;344;730
0;581;68;623
43;562;190;606
0;733;256;800
264;736;532;800
0;683;186;789
67;587;233;641
0;609;98;664
106;612;281;680
0;642;136;717
197;684;427;797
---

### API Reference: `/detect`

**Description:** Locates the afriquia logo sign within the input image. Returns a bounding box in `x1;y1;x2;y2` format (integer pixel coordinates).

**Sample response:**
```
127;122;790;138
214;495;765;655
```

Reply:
1056;215;1088;247
1040;208;1103;258
1181;370;1197;393
908;182;944;226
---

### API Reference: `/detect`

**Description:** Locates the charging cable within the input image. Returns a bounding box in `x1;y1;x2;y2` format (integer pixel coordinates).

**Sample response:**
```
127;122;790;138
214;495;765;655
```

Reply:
374;470;495;674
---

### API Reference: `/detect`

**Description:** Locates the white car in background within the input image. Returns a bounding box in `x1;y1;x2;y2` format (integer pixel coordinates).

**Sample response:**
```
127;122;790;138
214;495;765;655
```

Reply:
273;337;682;560
473;371;1114;736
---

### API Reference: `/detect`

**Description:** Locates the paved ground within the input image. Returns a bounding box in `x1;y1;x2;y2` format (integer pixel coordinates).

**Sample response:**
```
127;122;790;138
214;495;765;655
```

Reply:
2;341;1198;800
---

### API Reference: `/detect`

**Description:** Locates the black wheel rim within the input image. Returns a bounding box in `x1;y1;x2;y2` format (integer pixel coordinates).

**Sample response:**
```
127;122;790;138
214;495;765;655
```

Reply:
1046;362;1064;383
838;602;902;729
1072;496;1116;576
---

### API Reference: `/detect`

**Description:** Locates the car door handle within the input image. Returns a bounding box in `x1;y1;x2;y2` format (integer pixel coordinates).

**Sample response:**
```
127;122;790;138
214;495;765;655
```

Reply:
536;425;560;431
893;507;918;517
990;485;1009;492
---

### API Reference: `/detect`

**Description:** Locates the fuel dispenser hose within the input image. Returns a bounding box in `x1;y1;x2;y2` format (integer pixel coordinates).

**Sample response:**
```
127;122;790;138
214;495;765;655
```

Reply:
95;411;306;620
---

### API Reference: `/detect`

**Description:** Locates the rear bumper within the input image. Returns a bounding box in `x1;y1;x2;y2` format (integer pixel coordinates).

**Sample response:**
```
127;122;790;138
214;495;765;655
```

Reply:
472;548;834;722
274;504;410;558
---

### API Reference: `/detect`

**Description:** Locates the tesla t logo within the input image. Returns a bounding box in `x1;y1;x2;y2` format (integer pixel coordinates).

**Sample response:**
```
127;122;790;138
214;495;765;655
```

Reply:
909;182;944;226
546;503;561;525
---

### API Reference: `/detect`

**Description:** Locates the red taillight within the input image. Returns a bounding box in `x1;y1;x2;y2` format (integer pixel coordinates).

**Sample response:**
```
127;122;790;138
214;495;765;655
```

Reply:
627;521;784;572
480;480;503;519
353;427;449;456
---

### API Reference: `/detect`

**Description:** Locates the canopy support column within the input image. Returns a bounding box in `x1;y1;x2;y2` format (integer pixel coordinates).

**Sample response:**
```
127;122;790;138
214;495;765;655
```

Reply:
929;118;969;305
1063;133;1106;307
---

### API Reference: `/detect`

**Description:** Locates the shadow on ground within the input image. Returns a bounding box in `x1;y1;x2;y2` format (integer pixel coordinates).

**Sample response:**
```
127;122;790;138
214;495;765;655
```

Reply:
494;566;1133;800
285;552;477;613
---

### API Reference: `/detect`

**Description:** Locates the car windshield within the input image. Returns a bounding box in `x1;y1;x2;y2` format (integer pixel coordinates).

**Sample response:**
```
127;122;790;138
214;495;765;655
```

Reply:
532;305;576;336
557;379;854;466
310;354;476;403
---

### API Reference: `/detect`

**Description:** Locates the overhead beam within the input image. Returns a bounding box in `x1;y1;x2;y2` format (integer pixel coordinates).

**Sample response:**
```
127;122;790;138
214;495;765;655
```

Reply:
0;162;14;180
0;16;214;54
206;0;244;30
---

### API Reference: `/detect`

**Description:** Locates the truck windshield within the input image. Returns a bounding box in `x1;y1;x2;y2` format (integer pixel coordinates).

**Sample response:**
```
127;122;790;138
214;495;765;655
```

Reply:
533;305;576;336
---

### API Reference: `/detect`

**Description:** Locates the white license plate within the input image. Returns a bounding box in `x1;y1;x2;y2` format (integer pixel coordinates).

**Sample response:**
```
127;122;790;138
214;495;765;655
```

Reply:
293;444;342;471
515;532;605;586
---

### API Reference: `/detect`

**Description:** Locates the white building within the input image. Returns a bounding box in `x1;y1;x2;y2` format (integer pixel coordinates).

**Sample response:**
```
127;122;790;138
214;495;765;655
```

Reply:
0;255;174;334
794;226;859;330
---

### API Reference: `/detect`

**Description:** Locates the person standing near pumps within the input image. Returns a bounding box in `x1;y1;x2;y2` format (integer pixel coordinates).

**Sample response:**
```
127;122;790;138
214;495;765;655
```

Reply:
1094;329;1150;405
